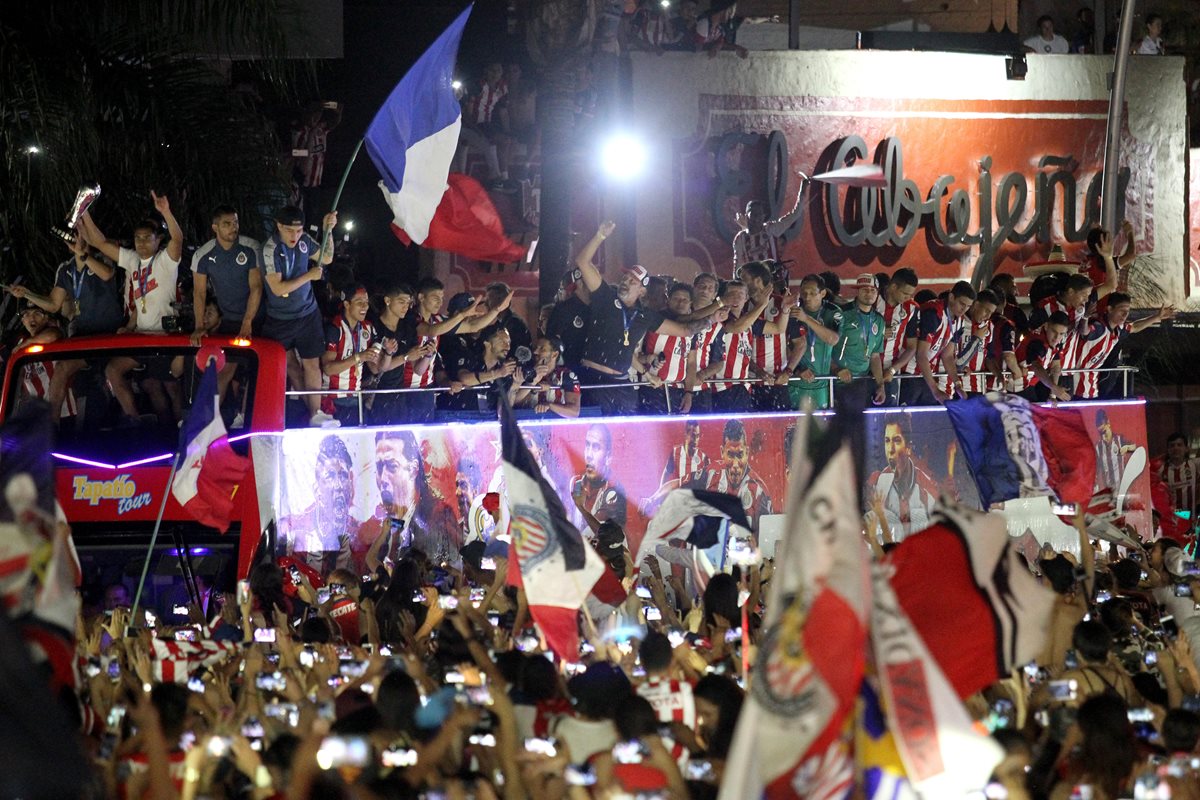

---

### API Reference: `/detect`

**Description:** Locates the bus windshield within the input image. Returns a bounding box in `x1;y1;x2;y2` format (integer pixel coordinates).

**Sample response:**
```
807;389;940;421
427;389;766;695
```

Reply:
6;346;258;467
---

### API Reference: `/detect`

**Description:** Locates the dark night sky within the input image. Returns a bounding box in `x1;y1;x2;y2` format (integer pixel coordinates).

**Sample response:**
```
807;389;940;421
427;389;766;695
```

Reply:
308;0;518;287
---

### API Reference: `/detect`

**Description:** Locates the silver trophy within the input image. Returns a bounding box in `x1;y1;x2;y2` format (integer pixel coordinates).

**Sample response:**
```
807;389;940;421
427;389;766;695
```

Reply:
51;182;101;242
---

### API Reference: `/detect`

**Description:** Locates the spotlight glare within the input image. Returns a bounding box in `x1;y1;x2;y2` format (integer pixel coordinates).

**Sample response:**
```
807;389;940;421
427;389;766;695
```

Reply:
24;145;41;155
344;220;355;231
599;133;648;181
451;79;463;91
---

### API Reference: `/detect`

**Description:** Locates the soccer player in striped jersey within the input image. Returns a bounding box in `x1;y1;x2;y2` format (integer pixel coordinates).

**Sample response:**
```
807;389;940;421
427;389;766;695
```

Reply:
14;303;75;419
321;285;387;426
902;280;975;406
874;268;919;406
954;289;1001;396
638;283;699;415
868;415;939;540
1161;433;1200;523
737;261;800;412
1073;293;1171;399
1013;311;1073;402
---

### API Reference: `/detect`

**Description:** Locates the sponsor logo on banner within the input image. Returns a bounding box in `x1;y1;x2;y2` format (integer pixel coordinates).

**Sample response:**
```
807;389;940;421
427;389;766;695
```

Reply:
72;474;154;515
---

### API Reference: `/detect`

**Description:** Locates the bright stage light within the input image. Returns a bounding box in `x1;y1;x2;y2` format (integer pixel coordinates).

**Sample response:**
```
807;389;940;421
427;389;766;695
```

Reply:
599;133;648;181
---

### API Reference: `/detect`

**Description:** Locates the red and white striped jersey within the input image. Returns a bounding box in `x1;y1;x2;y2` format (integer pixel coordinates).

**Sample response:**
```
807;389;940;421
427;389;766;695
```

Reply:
691;467;772;528
19;359;76;418
1033;296;1086;369
901;300;962;375
291;123;328;188
538;366;580;407
874;296;919;370
732;230;779;275
1162;459;1200;514
1011;331;1065;391
694;318;723;373
637;676;695;763
1073;320;1129;398
468;81;507;125
712;329;753;392
642;330;691;383
662;444;710;485
869;465;940;541
401;313;444;388
752;294;790;374
325;315;376;395
956;317;1000;393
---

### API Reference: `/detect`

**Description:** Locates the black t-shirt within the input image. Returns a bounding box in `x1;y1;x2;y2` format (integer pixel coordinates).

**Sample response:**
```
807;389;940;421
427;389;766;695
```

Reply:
499;311;533;357
547;295;591;369
445;347;513;412
368;312;417;390
54;259;125;336
580;281;664;373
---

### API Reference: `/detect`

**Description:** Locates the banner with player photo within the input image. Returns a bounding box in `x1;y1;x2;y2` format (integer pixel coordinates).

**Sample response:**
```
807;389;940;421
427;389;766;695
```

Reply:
860;400;1153;554
249;413;798;576
248;401;1152;576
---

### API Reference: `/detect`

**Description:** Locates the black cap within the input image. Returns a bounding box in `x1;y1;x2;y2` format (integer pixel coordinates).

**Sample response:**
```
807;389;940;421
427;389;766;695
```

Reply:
447;292;476;315
274;205;304;226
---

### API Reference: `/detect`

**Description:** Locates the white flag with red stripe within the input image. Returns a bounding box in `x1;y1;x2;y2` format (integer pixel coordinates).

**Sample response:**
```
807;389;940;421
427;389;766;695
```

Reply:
871;558;1003;796
499;398;624;660
719;413;871;800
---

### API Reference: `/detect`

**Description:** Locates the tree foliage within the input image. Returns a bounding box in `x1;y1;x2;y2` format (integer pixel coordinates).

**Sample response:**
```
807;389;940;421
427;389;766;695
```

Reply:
0;0;312;288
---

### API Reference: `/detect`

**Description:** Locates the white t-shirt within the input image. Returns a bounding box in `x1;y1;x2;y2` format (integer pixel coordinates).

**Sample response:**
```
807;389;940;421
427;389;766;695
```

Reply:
1024;34;1069;54
118;247;180;332
1137;36;1164;55
550;716;618;764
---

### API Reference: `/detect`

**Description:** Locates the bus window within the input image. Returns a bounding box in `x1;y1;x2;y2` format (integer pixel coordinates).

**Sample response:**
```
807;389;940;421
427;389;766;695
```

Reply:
7;347;258;465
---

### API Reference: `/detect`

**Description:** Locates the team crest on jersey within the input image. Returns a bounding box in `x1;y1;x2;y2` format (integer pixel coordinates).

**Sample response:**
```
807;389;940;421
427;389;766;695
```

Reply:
298;240;309;254
871;321;881;336
613;299;622;309
573;316;583;329
235;251;248;266
751;591;819;716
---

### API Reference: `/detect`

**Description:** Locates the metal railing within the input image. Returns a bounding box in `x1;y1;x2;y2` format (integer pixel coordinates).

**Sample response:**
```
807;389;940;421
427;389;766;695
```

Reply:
283;365;1139;427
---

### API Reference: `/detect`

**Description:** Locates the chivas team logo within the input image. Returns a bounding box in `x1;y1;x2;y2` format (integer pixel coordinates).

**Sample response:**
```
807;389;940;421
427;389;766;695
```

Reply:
510;502;556;571
751;591;819;717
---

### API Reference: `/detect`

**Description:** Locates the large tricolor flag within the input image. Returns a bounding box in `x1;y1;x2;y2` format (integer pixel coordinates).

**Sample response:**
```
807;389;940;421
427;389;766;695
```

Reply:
498;398;623;660
944;391;1096;508
365;6;470;245
719;414;871;800
171;361;249;532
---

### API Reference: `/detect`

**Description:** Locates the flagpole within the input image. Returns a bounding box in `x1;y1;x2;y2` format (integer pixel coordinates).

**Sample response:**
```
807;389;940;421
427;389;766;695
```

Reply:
129;457;180;634
318;137;366;261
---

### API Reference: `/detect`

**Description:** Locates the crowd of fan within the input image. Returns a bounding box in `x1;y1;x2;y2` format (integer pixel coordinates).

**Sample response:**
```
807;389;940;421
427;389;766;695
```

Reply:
63;488;1200;799
2;192;1175;433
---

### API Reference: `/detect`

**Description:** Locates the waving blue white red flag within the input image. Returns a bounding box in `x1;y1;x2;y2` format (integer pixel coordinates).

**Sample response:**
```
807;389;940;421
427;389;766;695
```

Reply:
364;5;472;245
171;360;248;532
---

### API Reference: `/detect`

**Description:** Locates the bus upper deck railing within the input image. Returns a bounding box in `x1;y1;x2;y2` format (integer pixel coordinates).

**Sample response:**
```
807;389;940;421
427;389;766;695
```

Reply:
282;366;1139;427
